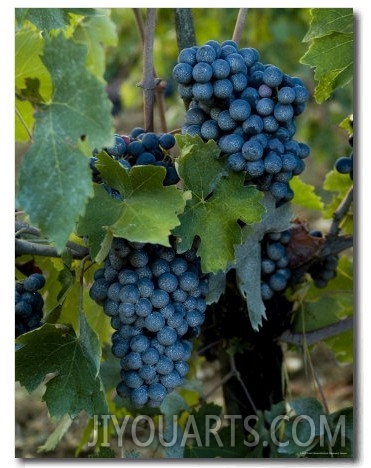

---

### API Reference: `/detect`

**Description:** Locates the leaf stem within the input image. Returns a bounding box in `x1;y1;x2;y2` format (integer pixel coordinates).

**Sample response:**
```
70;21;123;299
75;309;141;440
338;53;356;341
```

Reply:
232;8;248;44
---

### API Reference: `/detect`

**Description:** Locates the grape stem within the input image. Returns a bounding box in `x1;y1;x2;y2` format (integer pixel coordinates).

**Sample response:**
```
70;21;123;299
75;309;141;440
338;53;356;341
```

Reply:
278;315;353;346
133;9;168;133
232;8;248;44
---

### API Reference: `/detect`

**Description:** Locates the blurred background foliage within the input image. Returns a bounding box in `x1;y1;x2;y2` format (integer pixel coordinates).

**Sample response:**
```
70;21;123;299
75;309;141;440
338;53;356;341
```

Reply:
105;8;352;208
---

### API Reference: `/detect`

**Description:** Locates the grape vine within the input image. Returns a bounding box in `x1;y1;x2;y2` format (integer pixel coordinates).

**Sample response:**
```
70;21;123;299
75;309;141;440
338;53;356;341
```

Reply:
14;7;354;460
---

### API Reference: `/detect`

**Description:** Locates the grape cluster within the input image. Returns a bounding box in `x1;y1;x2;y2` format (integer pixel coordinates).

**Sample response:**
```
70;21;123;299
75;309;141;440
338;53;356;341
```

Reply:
90;128;179;199
89;238;209;408
173;40;310;204
15;273;45;338
260;230;292;301
307;230;339;288
335;115;353;181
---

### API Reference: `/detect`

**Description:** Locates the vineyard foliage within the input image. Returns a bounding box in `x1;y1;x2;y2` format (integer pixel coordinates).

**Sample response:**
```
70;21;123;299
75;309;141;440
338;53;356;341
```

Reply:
15;8;353;458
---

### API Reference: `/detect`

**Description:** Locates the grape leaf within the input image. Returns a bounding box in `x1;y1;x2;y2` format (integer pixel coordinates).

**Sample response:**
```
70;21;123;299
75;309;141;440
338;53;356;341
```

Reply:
300;31;353;103
15;28;52;101
15;8;96;31
184;403;247;458
16;33;114;252
92;153;186;248
15;314;108;419
235;193;293;330
73;10;118;78
37;415;73;453
173;136;265;273
160;393;189;458
303;9;353;41
291;256;353;336
15;98;34;142
76;183;122;260
290;177;324;211
324;329;353;363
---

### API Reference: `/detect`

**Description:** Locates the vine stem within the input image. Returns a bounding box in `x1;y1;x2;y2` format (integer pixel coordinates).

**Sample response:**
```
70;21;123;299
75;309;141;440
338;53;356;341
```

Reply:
230;353;258;415
140;8;157;133
133;9;167;132
278;316;353;346
330;186;353;236
15;238;90;259
174;8;196;111
15;221;90;259
232;8;248;44
200;353;258;415
174;8;196;51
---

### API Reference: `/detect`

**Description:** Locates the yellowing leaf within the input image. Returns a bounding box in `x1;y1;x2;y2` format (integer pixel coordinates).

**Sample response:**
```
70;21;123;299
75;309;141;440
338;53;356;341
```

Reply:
16;34;114;252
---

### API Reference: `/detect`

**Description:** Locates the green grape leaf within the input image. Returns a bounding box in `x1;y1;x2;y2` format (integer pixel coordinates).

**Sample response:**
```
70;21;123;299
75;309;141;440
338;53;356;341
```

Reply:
73;10;118;78
279;398;324;455
291;256;353;340
300;31;353;103
324;329;353;363
324;169;352;193
15;98;34;142
93;153;186;247
303;9;353;42
89;447;116;458
160;393;189;458
279;399;353;457
175;134;227;196
76;183;122;260
184;403;247;458
37;415;73;453
15;28;52;101
339;115;353;133
16;33;113;252
15;314;108;419
236;194;293;330
15;8;96;31
290;177;324;211
174;135;265;273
